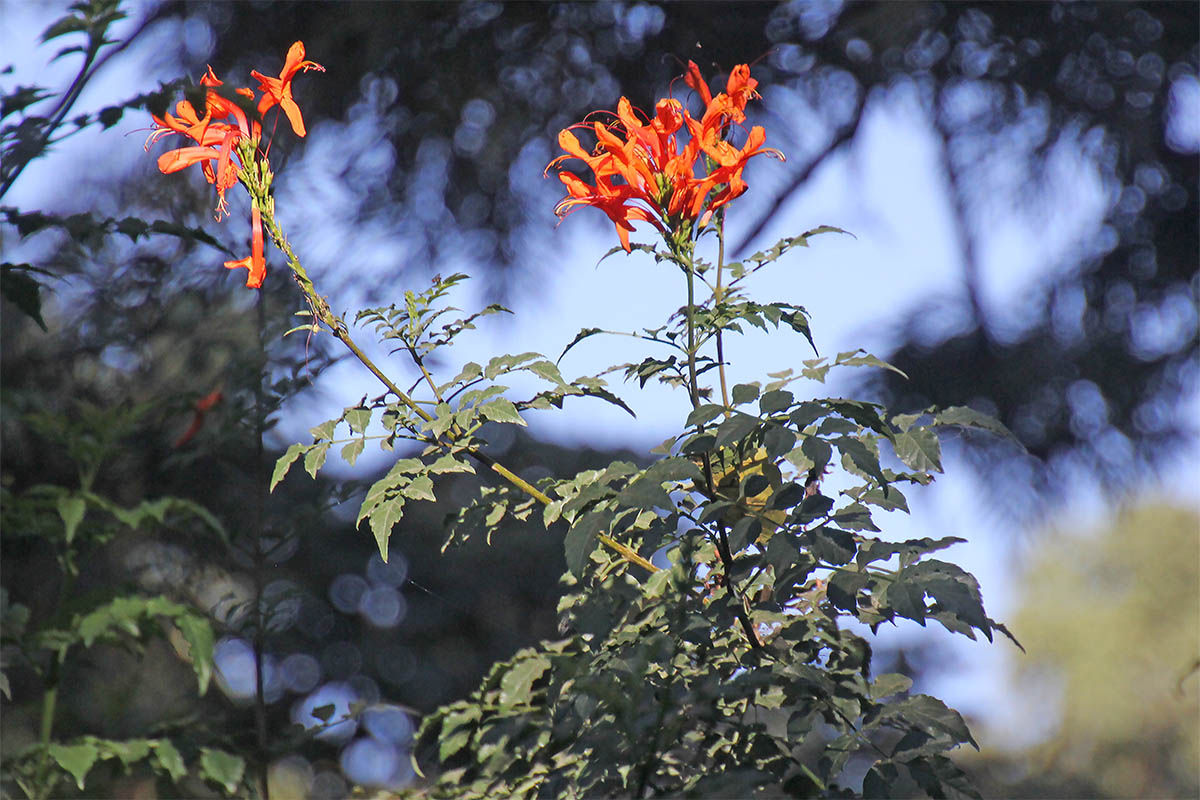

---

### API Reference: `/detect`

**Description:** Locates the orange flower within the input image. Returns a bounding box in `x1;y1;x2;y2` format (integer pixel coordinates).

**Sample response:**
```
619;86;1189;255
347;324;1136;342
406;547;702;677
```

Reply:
174;388;224;449
547;61;781;252
146;42;322;288
223;202;266;288
251;41;325;137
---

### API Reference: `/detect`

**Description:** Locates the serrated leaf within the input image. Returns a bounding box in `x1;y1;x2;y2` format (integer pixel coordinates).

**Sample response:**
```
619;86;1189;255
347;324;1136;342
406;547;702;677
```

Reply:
42;15;88;42
810;526;856;565
863;761;899;800
270;443;306;490
894;428;942;472
883;579;927;624
731;383;760;405
1;263;49;331
564;509;610;577
341;438;365;466
345;406;371;434
870;673;913;700
616;457;703;511
686;403;726;427
199;748;245;795
429;453;474;474
759;389;794;415
404;474;436;503
934;405;1020;442
478;397;525;426
49;742;98;789
836;436;888;486
801;436;832;473
526;359;568;387
907;754;983;800
309;419;337;441
714;412;759;449
57;495;86;542
893;695;979;750
151;740;187;781
557;327;605;361
498;653;551;711
836;350;909;379
364;496;405;562
175;613;215;694
303;442;330;478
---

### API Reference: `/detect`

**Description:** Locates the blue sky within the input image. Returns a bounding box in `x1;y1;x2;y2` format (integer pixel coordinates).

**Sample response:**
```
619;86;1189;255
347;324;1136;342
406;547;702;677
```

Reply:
4;0;1198;781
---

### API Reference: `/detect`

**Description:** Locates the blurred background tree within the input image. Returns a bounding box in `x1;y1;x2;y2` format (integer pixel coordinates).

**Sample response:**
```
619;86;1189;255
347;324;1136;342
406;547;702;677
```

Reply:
965;503;1199;798
3;0;1196;795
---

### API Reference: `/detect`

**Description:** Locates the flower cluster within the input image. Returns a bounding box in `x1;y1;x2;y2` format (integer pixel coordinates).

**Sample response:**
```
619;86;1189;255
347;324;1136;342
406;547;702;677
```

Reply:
145;42;324;288
547;61;782;253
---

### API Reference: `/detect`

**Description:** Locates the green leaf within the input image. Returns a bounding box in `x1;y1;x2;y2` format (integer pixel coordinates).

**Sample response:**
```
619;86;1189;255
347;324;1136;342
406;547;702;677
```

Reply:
49;742;98;789
685;404;726;427
714;412;759;449
863;761;899;800
870;673;913;700
907;755;983;800
934;405;1020;442
199;748;246;795
526;359;569;387
836;436;888;486
98;738;151;766
894;428;942;472
365;497;405;563
1;263;49;331
893;694;979;750
345;406;371;434
151;739;187;781
763;425;796;460
498;653;551;711
810;526;856;565
557;327;604;361
827;570;869;613
303;442;330;478
175;613;215;693
309;419;337;441
429;453;474;474
616;458;703;511
57;494;86;542
42;14;88;42
727;517;762;552
565;509;610;577
835;350;909;379
759;389;794;415
270;443;306;490
731;383;760;405
341;438;365;466
883;579;928;624
790;401;829;429
859;486;909;513
801;435;832;473
478;397;526;426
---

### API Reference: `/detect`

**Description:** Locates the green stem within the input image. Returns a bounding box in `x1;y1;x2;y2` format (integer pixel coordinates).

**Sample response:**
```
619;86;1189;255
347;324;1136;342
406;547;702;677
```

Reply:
683;253;702;411
34;661;60;800
249;171;656;573
714;210;731;411
251;290;271;800
677;239;762;649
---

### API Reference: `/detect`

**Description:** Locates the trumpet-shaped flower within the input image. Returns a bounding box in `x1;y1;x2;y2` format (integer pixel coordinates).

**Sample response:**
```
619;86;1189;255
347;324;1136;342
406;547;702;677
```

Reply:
145;42;322;288
251;41;325;138
223;202;266;288
547;61;782;252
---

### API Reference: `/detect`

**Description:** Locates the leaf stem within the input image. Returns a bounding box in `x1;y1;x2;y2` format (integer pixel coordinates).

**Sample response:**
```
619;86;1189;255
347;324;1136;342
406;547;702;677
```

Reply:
249;175;656;573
